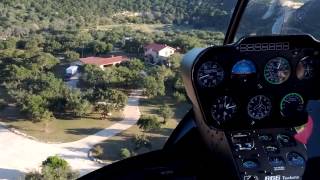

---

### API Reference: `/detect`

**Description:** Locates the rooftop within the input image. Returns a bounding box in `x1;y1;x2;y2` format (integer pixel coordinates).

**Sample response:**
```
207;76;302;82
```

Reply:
144;43;175;52
80;56;128;66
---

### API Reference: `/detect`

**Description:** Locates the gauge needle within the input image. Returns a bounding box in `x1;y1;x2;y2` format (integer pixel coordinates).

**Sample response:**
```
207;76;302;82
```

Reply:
199;74;210;79
226;104;236;109
277;62;281;69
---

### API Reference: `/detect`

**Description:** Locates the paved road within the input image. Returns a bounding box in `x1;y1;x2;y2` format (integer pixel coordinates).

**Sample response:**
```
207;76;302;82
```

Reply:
0;90;142;180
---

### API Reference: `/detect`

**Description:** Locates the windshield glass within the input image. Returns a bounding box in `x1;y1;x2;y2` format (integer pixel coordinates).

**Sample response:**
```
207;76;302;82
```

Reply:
0;0;236;179
237;0;320;40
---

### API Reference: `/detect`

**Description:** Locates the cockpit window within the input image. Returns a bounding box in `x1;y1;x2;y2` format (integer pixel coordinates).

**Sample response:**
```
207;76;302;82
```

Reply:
237;0;320;40
0;0;237;179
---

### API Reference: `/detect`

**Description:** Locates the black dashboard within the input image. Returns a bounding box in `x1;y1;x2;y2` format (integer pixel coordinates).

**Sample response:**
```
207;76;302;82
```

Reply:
191;35;320;130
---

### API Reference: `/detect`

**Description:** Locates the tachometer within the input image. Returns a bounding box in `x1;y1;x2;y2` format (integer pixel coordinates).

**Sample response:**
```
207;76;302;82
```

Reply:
247;95;272;121
211;96;237;125
287;152;305;167
296;57;314;80
197;61;224;88
264;57;291;85
280;93;304;117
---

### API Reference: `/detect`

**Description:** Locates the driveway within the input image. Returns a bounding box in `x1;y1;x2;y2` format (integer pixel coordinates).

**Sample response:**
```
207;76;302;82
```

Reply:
0;90;142;180
65;73;81;89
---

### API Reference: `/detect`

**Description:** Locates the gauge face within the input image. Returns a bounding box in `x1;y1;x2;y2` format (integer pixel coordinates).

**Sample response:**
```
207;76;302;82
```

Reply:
211;96;237;125
287;152;305;167
280;93;304;117
243;159;259;169
264;57;291;85
232;59;256;75
247;95;272;121
296;57;314;80
197;61;224;88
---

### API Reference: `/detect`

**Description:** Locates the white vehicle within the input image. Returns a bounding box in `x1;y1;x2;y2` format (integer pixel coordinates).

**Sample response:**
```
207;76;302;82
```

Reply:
65;66;78;78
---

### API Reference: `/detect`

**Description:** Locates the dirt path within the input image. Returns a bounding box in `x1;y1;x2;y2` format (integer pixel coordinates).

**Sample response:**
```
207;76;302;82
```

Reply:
0;90;142;180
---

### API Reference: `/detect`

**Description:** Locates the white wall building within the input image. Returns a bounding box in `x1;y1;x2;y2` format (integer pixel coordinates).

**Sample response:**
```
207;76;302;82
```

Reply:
144;43;176;64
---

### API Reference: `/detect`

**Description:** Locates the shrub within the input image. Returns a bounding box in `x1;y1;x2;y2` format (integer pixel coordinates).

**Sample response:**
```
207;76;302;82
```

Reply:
119;148;131;159
134;133;152;150
92;145;104;158
137;115;161;131
158;104;173;124
41;155;79;180
173;91;187;102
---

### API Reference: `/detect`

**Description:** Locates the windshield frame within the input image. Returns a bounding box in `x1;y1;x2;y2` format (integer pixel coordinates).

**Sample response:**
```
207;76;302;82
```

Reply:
224;0;250;45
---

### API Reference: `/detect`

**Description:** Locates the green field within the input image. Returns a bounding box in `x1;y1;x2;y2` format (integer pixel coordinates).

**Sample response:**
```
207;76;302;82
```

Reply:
91;95;191;162
0;106;123;143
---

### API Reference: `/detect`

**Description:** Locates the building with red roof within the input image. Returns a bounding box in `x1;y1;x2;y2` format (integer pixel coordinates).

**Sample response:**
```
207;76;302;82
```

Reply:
78;55;129;70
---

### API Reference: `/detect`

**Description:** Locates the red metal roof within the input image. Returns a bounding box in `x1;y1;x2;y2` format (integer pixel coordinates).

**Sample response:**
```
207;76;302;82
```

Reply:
80;56;128;66
144;43;175;52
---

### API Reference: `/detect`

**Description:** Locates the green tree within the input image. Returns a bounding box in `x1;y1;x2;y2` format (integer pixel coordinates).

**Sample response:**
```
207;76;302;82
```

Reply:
158;104;174;124
106;89;128;111
174;35;203;52
28;53;59;71
89;40;112;55
137;115;161;131
64;51;80;63
142;76;165;98
97;103;114;120
2;37;17;49
21;95;52;122
80;64;110;88
41;155;79;180
24;35;44;51
168;53;183;70
44;40;62;53
66;89;92;117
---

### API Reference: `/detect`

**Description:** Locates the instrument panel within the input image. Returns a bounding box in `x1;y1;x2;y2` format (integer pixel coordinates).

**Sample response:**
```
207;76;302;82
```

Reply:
227;128;307;180
190;35;320;130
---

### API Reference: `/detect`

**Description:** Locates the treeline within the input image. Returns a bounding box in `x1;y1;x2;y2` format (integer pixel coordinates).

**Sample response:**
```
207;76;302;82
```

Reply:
0;0;234;37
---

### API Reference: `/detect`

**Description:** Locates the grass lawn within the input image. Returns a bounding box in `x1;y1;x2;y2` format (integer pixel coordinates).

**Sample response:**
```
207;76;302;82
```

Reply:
92;95;191;162
0;106;123;143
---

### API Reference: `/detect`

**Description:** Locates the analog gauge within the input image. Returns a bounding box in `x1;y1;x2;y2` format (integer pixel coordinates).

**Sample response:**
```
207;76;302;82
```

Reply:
280;93;305;117
232;59;257;75
296;57;314;80
264;57;291;85
243;159;259;169
211;96;237;125
197;61;224;88
231;59;257;85
287;152;305;167
247;95;272;121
